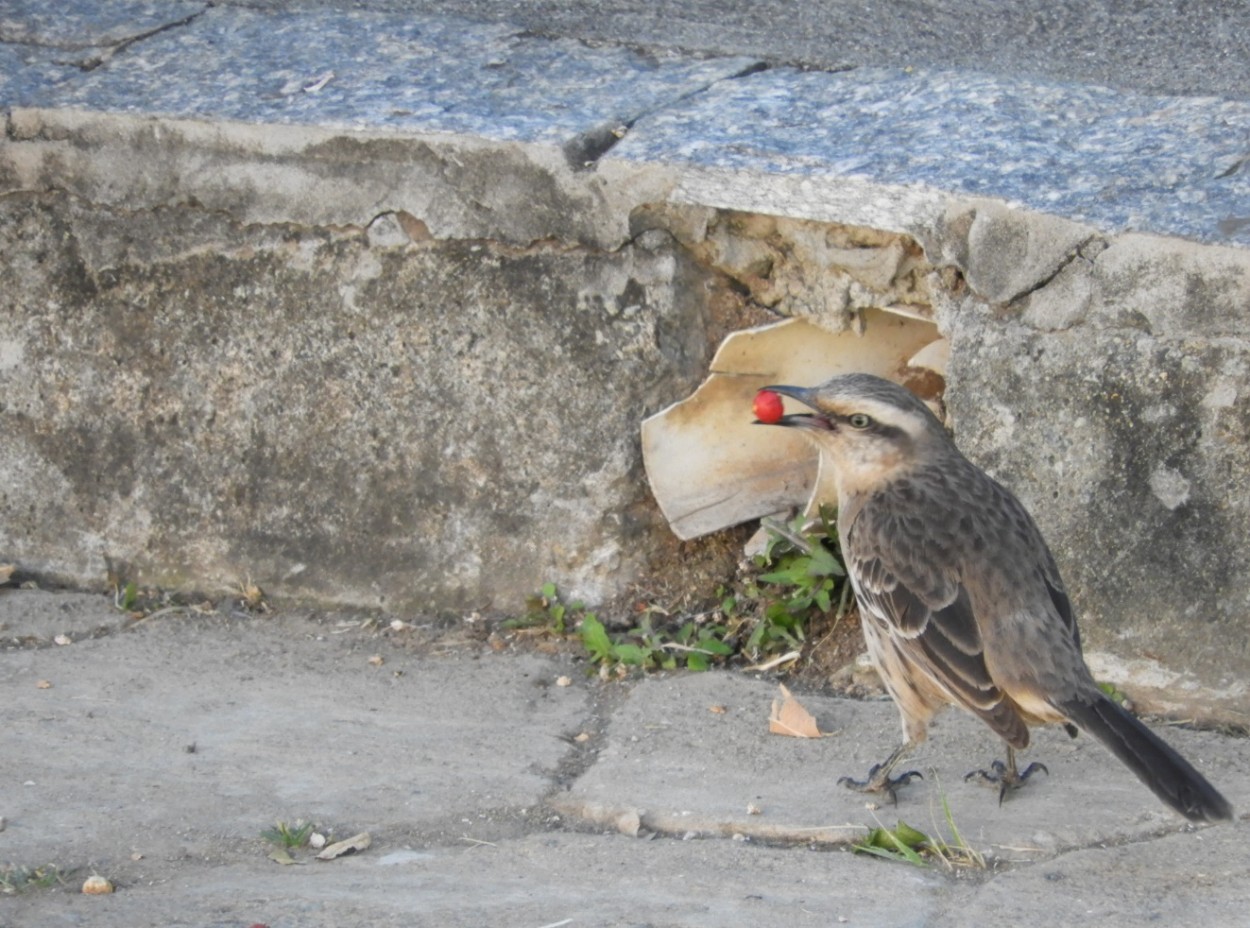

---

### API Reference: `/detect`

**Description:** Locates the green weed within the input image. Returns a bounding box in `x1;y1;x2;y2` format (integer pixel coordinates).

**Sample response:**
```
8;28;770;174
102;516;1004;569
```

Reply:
853;785;985;870
726;505;854;664
260;819;315;850
0;863;67;894
520;506;853;675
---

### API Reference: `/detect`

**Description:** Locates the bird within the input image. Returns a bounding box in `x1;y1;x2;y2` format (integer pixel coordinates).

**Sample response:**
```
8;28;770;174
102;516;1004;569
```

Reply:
756;372;1232;822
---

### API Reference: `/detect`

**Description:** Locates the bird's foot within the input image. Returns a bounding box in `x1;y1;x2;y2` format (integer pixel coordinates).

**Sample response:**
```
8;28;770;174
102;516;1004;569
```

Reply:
964;758;1048;805
838;763;924;805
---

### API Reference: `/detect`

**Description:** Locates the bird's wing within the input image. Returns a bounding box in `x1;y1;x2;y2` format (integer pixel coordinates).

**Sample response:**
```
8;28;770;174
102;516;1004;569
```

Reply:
848;502;1030;747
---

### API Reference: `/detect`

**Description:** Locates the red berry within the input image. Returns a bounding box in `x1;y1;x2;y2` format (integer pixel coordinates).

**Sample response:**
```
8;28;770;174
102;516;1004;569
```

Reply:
753;389;784;424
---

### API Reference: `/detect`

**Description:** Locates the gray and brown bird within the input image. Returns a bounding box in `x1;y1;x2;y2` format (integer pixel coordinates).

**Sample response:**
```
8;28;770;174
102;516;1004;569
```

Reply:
756;372;1232;822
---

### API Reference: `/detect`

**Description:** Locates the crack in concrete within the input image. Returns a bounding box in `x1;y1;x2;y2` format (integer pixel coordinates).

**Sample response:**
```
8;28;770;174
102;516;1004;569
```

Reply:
1001;233;1106;308
0;5;209;68
72;6;209;72
564;60;771;170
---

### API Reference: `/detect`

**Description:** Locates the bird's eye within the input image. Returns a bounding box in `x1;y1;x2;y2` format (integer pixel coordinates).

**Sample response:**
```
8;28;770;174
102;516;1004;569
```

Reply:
848;413;872;429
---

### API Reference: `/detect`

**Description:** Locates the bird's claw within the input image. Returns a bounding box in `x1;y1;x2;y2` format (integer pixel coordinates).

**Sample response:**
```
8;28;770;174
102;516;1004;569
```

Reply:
964;759;1048;805
838;763;924;805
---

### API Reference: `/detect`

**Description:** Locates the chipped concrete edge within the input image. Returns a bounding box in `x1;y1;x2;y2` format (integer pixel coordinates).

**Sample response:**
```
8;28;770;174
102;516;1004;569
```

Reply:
4;103;1116;282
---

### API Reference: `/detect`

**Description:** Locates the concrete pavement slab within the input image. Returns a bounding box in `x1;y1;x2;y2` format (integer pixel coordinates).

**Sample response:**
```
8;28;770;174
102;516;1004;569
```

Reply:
333;0;1250;102
612;66;1250;247
2;596;588;868
12;5;759;146
3;590;1248;926
554;671;1248;859
6;4;1247;249
6;830;948;928
0;0;203;47
940;824;1250;928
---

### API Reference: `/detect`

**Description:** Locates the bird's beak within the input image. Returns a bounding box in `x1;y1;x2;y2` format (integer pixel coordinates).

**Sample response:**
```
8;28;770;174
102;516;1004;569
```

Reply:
757;385;836;431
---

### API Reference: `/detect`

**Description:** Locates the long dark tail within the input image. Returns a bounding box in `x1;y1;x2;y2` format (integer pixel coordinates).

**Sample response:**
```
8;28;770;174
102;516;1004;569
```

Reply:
1059;694;1233;822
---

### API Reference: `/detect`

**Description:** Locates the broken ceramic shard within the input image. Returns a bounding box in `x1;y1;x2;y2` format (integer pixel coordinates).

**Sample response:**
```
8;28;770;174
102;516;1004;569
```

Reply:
641;310;942;540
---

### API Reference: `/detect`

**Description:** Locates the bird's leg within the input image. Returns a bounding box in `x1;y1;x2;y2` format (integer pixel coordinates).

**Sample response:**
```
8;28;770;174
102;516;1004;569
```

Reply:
838;741;924;805
964;745;1048;805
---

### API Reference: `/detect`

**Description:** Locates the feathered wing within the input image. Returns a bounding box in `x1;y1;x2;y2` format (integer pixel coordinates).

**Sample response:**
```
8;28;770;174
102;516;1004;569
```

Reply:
845;467;1040;750
849;530;1030;749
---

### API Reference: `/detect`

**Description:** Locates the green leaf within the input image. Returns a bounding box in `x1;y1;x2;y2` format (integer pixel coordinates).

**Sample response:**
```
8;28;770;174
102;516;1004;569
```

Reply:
541;582;557;599
805;546;843;577
759;563;807;586
579;615;614;662
855;822;930;866
613;643;647;665
686;652;709;672
699;637;734;656
889;822;931;848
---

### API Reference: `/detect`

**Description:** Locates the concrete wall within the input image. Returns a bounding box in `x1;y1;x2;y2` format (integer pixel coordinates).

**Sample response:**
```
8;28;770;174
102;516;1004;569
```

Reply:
941;227;1250;723
0;175;721;611
4;6;1250;721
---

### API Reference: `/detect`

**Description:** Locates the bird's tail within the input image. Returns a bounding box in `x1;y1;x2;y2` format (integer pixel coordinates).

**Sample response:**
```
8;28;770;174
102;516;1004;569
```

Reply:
1059;694;1233;822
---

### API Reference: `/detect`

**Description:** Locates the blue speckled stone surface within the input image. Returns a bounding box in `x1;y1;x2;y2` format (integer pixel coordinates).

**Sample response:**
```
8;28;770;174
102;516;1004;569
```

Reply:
0;43;86;102
8;6;759;143
613;67;1250;246
2;3;1249;246
0;0;203;45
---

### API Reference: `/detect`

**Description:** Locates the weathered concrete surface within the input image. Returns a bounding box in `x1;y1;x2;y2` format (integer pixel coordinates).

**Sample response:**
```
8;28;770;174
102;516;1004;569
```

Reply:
1;108;670;250
348;0;1250;102
553;670;1248;855
3;1;1250;721
0;190;714;609
941;234;1250;727
3;591;1247;928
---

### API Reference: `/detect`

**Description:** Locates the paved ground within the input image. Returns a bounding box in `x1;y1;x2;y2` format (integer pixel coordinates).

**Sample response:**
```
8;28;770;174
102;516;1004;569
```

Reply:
246;0;1250;100
2;588;1247;927
5;2;1250;248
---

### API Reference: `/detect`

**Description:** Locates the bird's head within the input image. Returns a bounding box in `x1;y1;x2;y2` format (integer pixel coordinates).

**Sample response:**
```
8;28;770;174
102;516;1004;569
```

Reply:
757;373;949;494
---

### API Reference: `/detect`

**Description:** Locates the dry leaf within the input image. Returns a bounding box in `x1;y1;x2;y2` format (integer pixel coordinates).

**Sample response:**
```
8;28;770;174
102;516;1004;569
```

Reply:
35;679;52;690
768;683;825;738
708;704;727;714
0;564;14;584
316;832;371;860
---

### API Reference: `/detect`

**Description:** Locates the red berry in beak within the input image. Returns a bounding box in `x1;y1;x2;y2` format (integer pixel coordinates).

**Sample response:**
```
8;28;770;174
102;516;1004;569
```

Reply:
753;389;784;424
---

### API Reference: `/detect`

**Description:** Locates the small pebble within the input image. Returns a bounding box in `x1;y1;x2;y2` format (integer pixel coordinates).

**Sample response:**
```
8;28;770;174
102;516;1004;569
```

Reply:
81;875;114;895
